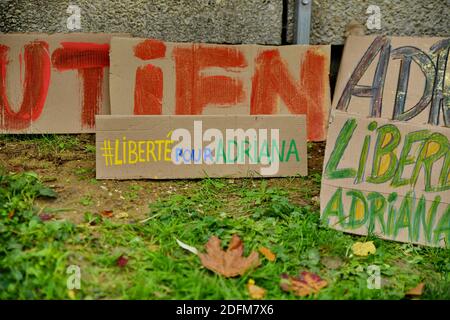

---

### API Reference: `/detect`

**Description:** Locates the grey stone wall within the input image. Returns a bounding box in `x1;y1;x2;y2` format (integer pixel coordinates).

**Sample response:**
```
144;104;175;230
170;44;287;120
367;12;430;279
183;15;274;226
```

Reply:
287;0;450;45
0;0;283;44
1;0;449;45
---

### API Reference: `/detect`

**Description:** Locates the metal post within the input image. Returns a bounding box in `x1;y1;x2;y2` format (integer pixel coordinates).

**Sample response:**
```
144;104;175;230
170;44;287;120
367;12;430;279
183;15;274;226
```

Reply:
294;0;312;44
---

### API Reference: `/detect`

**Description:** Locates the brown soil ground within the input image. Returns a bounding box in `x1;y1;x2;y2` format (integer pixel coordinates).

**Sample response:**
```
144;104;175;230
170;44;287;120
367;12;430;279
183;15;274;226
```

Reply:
0;135;325;224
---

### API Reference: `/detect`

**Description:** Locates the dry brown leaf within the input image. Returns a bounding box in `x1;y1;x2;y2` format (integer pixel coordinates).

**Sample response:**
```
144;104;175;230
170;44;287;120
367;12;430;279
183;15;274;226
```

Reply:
406;283;425;296
247;279;266;299
100;210;114;218
280;271;328;297
198;235;260;277
259;247;276;262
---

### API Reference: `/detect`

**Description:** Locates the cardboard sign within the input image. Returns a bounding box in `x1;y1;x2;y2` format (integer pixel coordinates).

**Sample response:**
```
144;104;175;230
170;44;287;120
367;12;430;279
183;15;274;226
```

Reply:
321;112;449;247
96;115;307;179
109;37;331;141
321;36;450;247
0;33;127;133
333;36;449;127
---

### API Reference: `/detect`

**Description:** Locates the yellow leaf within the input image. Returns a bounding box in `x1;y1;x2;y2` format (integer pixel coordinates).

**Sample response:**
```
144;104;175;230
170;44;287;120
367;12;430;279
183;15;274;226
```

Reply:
115;211;129;219
259;247;276;262
352;241;376;256
247;279;266;299
67;289;76;300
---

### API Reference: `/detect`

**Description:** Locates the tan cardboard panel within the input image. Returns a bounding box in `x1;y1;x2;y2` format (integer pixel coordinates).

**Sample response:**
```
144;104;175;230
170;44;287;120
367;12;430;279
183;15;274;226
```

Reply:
323;112;450;202
320;183;448;248
109;37;331;141
96;115;307;179
321;112;449;247
328;35;449;247
0;33;129;133
332;36;449;128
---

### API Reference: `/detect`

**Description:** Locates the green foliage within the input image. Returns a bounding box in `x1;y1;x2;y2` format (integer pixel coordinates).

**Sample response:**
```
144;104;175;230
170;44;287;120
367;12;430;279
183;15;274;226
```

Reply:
1;134;81;156
0;169;449;299
83;212;103;225
240;181;298;219
0;171;56;222
79;195;94;206
0;170;75;299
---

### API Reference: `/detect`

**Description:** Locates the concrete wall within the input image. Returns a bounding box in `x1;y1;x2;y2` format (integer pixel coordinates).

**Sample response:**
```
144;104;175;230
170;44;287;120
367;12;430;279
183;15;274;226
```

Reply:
0;0;282;44
287;0;450;45
0;0;449;45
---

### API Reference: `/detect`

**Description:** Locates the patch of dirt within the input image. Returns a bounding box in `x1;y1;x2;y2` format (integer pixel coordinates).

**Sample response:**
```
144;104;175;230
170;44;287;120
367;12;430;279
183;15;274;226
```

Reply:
1;136;326;223
268;142;325;208
308;142;326;173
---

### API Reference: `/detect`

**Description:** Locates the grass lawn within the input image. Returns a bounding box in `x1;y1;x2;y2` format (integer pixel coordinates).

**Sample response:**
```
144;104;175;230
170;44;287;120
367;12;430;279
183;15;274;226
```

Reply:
0;134;449;299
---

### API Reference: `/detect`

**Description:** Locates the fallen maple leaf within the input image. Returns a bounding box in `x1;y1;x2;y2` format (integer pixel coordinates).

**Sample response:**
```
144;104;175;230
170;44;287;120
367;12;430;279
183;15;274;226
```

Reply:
100;210;113;218
247;279;266;299
259;247;276;262
352;241;376;256
406;282;425;296
198;235;260;277
116;255;128;268
280;271;328;297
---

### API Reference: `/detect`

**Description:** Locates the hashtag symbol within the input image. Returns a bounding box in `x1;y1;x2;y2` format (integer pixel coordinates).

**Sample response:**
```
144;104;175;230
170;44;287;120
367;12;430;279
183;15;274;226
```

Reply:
101;140;113;166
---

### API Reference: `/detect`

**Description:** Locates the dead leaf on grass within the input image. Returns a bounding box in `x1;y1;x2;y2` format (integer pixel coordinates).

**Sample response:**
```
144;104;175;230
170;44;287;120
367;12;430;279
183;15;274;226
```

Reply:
280;271;328;297
199;235;260;277
115;211;129;219
406;283;425;296
259;247;276;262
67;289;76;300
176;238;199;255
247;279;266;299
352;241;376;256
100;210;113;218
116;255;128;268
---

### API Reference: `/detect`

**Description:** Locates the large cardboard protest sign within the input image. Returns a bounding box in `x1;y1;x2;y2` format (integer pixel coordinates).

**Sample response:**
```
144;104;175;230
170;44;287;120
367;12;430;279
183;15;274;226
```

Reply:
0;33;125;133
321;112;449;247
109;37;330;141
96;115;307;179
333;36;449;126
321;36;450;247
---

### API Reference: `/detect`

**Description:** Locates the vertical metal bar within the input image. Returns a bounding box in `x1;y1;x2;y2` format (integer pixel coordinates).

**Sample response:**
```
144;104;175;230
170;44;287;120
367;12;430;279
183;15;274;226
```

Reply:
294;0;312;44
